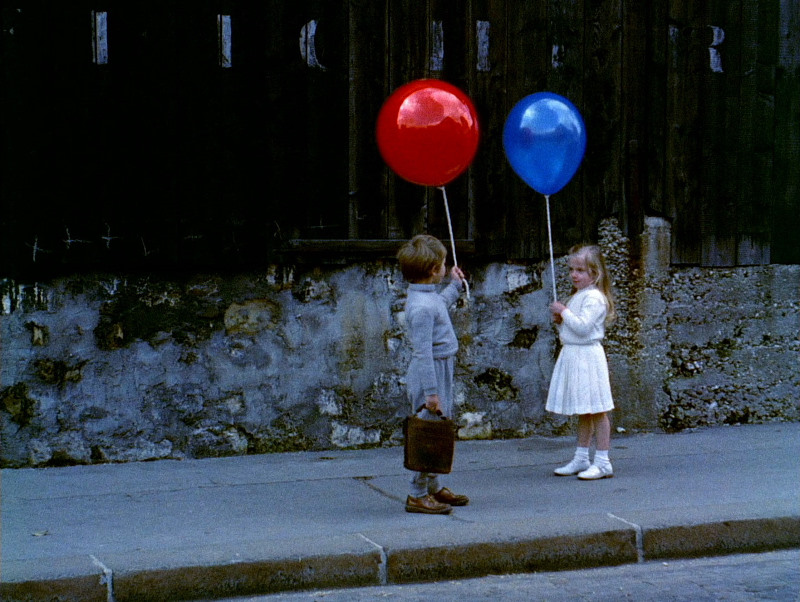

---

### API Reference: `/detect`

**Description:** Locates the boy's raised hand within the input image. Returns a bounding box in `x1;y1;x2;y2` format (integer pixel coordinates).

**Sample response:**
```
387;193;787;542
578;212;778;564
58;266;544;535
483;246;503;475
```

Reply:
450;266;465;283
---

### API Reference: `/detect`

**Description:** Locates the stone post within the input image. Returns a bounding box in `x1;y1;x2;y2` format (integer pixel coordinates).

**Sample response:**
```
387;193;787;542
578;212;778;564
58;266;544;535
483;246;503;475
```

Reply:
603;216;671;430
630;217;672;428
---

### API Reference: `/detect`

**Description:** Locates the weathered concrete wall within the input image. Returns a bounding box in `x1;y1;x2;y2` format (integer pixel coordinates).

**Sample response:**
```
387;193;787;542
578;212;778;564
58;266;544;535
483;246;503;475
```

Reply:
2;220;798;467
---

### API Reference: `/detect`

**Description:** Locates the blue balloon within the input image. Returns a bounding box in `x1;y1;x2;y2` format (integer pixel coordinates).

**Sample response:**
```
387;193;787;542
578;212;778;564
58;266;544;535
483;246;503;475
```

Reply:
503;92;587;196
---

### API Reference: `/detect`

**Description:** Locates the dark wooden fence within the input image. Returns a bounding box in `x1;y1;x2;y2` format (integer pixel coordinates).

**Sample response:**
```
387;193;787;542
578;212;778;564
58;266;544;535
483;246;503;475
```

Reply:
1;1;798;278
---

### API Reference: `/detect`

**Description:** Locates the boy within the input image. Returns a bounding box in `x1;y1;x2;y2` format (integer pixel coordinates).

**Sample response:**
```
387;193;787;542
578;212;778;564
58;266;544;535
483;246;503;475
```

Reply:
397;234;469;514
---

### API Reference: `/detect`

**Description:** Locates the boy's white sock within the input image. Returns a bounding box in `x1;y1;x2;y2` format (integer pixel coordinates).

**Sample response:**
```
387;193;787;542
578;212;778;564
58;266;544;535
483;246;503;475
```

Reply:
594;450;611;467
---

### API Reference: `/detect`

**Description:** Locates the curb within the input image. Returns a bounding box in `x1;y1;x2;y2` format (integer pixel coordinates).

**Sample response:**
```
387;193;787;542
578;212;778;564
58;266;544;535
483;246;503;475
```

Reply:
643;516;800;560
386;529;638;584
3;516;799;602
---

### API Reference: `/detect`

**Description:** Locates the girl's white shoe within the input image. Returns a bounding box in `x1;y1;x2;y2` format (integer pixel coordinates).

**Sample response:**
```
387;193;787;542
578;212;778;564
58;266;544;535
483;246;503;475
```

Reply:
553;458;591;476
577;464;614;480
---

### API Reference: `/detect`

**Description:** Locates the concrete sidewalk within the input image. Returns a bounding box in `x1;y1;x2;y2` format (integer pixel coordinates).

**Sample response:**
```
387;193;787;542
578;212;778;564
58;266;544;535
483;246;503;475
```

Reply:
2;423;799;601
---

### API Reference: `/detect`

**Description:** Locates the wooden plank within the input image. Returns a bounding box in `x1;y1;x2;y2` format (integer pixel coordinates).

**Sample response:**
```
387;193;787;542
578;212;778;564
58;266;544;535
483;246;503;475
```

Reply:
736;0;770;264
749;0;779;263
428;0;472;244
234;0;335;244
700;0;737;266
283;238;476;262
347;0;388;239
92;3;189;268
1;1;797;276
0;7;55;274
666;0;704;264
771;0;800;264
504;1;549;260
547;0;587;254
771;1;800;263
300;0;349;240
647;0;669;220
582;0;624;244
256;0;308;242
469;0;509;257
383;0;430;240
620;0;647;243
211;3;274;262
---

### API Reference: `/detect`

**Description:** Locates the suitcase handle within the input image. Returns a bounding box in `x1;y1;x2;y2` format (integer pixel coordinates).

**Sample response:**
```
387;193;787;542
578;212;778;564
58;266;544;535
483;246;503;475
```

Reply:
415;404;448;420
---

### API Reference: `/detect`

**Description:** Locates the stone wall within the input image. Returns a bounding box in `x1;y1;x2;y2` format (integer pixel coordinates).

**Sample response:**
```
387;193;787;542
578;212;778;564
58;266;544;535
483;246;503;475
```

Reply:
602;218;800;432
2;220;798;467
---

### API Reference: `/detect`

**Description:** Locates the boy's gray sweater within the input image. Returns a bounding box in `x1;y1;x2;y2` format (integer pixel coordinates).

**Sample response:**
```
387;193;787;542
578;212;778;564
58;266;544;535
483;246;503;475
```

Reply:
405;280;463;396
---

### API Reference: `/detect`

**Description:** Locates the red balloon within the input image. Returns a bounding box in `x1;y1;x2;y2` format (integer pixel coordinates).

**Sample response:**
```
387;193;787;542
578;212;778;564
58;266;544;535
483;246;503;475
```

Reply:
376;79;480;187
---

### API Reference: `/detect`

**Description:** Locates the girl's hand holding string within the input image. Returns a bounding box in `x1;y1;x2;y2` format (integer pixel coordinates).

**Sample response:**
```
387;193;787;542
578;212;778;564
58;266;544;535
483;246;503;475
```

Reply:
550;301;567;324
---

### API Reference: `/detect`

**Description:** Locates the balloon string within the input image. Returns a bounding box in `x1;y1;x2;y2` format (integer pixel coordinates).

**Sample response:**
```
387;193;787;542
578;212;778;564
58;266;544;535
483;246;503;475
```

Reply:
545;194;557;302
438;186;470;299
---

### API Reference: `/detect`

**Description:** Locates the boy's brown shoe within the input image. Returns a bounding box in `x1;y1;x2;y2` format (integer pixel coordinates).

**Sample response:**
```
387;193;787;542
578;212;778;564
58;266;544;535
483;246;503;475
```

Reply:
405;494;453;514
432;487;470;506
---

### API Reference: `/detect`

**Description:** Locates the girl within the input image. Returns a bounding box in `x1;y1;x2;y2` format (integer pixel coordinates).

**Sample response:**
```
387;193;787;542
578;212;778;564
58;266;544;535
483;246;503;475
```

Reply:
546;244;617;480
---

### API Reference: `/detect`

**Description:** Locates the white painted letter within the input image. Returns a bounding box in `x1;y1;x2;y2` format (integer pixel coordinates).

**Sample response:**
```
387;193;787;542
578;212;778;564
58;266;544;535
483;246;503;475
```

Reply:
300;20;326;70
429;21;444;71
477;21;490;72
551;45;562;68
708;25;724;73
91;11;108;65
218;15;232;68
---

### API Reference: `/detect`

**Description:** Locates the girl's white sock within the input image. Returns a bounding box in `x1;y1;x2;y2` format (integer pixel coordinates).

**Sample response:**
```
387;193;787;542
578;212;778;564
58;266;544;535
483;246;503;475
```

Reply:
595;450;611;467
575;447;590;462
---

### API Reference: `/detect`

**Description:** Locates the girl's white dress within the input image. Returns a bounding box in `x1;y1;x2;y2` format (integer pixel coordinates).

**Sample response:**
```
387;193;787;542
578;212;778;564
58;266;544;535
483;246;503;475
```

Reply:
546;285;615;415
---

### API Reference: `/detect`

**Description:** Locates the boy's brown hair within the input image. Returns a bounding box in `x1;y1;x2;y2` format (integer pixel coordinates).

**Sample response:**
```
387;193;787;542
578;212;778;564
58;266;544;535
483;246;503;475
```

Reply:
397;234;447;282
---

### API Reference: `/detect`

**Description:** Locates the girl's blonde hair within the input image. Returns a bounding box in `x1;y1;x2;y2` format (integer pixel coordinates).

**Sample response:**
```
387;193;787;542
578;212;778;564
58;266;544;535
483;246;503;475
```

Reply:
568;244;616;325
397;234;447;282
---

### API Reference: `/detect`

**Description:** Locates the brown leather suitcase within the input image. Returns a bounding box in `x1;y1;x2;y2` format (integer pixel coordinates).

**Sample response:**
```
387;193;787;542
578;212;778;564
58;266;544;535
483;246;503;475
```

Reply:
403;406;456;474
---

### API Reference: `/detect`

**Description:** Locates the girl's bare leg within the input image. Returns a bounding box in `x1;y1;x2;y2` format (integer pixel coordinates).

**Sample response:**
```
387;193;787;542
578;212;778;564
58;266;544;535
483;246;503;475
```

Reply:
577;414;594;447
554;415;593;476
593;412;611;451
577;413;613;479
